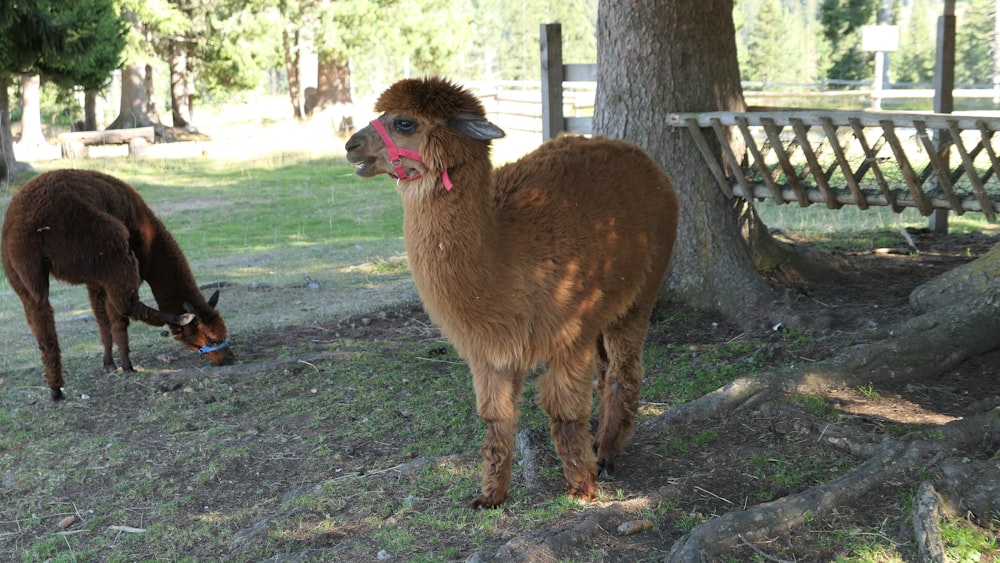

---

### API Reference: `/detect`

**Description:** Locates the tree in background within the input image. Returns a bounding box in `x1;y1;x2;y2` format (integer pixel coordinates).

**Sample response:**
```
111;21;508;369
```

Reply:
956;0;995;85
42;0;127;130
819;0;877;83
471;0;595;80
0;0;125;181
739;0;784;84
893;0;937;85
186;1;283;123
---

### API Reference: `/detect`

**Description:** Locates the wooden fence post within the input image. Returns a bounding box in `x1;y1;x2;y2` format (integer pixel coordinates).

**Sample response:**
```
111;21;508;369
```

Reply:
540;23;564;142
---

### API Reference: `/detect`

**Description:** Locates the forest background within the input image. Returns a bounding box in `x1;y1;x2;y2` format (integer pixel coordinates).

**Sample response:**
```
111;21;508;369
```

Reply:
2;0;1000;156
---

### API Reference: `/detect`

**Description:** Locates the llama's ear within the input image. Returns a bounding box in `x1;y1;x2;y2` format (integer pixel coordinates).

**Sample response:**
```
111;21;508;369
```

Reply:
207;290;220;309
449;113;505;141
176;313;196;326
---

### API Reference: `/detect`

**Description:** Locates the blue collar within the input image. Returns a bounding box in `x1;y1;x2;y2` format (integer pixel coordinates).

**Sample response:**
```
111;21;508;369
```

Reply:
198;340;230;355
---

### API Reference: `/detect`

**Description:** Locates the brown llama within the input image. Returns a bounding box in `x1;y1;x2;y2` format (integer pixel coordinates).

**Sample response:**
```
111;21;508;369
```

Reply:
1;169;235;400
345;77;679;508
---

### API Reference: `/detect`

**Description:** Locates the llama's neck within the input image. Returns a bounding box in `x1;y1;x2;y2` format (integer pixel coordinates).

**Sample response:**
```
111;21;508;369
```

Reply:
140;218;206;315
401;165;503;305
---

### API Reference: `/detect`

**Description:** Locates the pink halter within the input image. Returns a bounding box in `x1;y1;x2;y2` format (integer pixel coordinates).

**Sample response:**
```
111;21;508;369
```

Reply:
370;119;453;190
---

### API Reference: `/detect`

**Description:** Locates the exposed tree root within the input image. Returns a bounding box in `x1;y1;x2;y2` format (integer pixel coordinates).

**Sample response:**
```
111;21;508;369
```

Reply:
663;408;999;561
480;408;998;562
641;292;1000;437
912;481;947;563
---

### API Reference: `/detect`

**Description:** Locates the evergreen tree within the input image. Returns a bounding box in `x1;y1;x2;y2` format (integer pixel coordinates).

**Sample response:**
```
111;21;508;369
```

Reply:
893;0;936;85
819;0;878;82
0;0;126;181
742;0;795;84
956;0;995;85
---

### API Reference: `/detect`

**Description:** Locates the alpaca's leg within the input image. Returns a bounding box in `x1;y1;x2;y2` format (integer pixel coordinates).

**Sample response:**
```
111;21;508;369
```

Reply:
87;285;118;371
595;303;652;476
540;348;599;502
470;360;526;509
109;305;135;372
11;276;64;400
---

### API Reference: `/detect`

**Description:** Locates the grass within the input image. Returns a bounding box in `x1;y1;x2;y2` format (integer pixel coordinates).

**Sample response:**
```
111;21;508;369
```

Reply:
1;111;998;561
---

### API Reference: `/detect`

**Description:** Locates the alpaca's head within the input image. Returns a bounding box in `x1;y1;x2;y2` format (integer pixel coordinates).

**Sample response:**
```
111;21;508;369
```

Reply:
345;77;505;185
166;290;235;366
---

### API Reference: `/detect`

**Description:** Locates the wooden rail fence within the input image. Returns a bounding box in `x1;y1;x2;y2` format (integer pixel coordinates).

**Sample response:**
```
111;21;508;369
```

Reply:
540;22;1000;222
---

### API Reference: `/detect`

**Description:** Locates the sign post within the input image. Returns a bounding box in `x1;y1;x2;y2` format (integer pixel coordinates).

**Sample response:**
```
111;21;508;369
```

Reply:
861;25;899;110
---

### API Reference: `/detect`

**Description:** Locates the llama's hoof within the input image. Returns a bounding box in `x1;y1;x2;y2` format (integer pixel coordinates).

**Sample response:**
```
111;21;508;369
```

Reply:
50;387;64;401
597;458;618;479
470;494;505;510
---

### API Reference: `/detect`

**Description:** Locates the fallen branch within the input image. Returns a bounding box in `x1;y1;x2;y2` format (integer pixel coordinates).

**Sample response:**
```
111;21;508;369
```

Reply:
108;525;146;533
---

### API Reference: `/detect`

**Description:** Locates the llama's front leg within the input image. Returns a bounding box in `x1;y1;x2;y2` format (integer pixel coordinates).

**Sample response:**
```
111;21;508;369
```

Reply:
595;312;650;476
541;350;599;502
87;286;117;371
469;361;526;509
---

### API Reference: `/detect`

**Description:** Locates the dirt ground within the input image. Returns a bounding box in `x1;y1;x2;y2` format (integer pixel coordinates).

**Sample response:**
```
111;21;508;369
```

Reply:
230;228;999;561
4;229;998;561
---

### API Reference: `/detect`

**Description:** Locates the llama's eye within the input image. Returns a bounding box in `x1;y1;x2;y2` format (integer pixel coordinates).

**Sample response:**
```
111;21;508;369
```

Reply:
395;118;417;134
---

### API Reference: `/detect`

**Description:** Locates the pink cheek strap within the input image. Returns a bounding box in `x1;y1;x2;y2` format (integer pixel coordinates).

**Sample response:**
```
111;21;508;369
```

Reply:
370;119;453;191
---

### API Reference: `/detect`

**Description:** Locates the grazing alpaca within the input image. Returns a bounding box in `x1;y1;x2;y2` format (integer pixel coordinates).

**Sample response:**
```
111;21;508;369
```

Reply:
345;77;679;508
2;169;235;400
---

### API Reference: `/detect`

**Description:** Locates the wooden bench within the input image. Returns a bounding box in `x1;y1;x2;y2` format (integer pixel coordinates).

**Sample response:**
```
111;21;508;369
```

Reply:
57;127;155;158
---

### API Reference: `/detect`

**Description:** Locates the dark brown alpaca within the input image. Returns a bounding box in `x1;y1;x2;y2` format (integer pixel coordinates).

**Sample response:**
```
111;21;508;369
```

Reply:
2;169;235;400
345;77;679;508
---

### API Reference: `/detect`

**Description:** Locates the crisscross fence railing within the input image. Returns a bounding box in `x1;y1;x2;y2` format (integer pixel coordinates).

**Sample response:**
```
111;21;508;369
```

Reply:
667;110;1000;221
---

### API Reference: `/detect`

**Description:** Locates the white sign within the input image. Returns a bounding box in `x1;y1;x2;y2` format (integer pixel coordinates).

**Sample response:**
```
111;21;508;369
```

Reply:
861;25;900;52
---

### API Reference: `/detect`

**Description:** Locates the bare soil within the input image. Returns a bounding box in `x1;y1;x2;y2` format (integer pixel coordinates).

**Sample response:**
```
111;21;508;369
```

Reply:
4;229;998;561
235;229;999;560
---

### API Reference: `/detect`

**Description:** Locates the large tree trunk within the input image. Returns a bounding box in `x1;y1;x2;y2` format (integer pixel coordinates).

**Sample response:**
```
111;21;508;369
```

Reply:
313;59;354;135
83;90;100;131
13;74;57;160
594;0;835;328
107;62;162;137
169;38;195;130
283;27;303;120
1;75;18;185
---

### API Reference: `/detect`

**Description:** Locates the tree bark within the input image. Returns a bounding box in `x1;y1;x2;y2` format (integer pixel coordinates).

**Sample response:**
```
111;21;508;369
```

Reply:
313;59;354;135
83;90;100;131
0;75;17;185
13;74;51;157
144;63;161;123
170;38;194;130
594;0;779;328
107;63;162;137
283;28;303;120
911;240;1000;313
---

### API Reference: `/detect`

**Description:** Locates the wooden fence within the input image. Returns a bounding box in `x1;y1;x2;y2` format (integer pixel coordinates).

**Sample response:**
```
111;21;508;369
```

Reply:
538;22;1000;222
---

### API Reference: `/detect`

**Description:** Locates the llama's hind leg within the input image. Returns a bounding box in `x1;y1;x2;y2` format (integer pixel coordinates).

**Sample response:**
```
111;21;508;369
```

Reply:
25;300;65;400
470;360;526;509
594;305;652;476
16;292;64;399
6;260;64;399
540;349;599;502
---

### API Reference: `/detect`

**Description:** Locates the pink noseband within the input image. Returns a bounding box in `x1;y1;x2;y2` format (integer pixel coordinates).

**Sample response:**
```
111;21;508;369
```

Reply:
370;119;453;191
